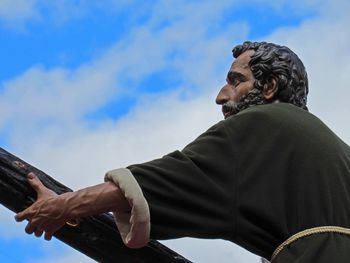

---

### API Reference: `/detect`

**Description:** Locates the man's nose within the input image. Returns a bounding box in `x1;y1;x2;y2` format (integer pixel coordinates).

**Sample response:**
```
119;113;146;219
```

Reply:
216;85;230;105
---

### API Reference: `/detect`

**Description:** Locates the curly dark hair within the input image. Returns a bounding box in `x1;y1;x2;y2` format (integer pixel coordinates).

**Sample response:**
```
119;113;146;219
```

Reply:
232;41;309;111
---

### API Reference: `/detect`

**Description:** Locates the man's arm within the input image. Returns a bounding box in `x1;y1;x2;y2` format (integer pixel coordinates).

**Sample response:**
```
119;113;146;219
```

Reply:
15;172;130;241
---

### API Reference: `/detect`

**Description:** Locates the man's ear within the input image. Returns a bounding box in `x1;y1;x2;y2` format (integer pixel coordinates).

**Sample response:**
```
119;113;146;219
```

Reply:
263;77;278;101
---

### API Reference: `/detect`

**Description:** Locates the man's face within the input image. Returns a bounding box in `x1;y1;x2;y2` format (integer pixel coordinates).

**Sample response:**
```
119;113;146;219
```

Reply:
216;50;256;119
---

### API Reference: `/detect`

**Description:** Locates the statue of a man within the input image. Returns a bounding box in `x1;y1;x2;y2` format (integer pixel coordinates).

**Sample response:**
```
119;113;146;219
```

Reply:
15;41;350;262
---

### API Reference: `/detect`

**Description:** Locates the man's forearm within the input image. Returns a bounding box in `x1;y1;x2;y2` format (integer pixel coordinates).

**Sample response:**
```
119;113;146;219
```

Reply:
16;171;149;246
62;181;130;220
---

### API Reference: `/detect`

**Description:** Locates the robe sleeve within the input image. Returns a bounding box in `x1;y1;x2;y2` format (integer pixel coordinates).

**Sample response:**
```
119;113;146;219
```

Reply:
104;168;150;248
127;120;238;241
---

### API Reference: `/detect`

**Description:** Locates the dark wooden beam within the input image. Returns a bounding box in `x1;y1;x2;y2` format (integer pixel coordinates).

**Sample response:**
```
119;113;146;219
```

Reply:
0;147;192;263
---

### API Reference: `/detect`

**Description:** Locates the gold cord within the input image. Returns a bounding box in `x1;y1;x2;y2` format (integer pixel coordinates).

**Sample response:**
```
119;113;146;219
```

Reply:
271;226;350;261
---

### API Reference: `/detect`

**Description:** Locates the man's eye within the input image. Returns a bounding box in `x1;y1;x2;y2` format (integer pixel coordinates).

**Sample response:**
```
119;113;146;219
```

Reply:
233;80;240;87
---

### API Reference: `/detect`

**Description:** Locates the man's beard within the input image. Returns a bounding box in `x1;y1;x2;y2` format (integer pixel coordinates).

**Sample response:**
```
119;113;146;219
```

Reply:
222;88;266;118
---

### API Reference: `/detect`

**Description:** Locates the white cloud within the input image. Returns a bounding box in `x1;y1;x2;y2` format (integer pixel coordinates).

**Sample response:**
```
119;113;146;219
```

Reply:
254;0;325;15
0;0;329;31
0;0;145;30
0;0;248;156
0;0;39;29
38;0;143;26
0;63;119;134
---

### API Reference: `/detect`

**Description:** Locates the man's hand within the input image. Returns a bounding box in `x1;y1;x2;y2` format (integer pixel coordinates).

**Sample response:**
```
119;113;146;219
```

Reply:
15;172;130;242
15;173;70;241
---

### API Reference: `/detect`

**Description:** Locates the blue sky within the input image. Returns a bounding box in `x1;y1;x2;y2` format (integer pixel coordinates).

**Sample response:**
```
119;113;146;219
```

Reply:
1;1;350;262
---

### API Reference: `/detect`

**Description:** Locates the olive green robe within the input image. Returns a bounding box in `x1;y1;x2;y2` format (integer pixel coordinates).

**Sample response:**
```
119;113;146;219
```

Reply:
128;103;350;262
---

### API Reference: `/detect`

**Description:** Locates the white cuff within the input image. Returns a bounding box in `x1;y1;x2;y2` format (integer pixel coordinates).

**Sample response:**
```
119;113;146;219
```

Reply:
104;168;150;248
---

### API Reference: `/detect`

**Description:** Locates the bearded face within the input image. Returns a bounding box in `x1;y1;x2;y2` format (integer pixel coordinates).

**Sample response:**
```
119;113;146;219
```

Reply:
216;50;279;119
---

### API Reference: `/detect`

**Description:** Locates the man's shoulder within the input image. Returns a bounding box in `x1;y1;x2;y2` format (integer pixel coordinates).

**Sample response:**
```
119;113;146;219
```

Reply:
223;103;316;132
226;103;306;122
239;102;305;116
